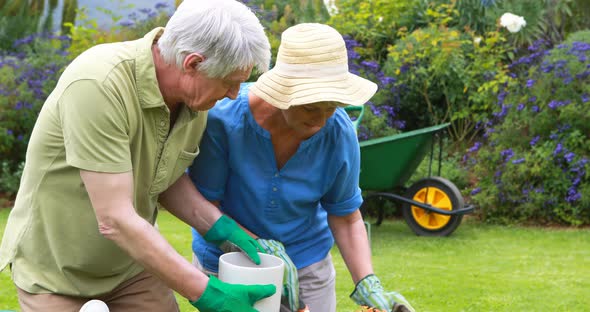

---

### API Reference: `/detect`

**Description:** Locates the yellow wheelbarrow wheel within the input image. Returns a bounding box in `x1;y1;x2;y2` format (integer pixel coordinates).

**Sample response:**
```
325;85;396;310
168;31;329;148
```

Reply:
402;177;464;236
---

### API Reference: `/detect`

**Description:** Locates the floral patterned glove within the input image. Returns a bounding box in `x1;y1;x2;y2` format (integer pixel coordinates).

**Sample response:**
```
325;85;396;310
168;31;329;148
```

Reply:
350;274;415;312
257;238;301;312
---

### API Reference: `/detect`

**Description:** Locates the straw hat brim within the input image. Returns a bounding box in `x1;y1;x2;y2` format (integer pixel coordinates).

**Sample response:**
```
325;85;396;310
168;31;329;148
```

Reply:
250;70;378;110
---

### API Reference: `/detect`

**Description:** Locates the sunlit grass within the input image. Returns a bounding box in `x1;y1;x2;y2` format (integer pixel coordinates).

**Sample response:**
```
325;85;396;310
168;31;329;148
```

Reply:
1;209;589;311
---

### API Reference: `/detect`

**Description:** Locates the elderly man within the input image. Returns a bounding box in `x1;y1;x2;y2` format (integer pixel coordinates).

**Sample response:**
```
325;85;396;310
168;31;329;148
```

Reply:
0;0;273;311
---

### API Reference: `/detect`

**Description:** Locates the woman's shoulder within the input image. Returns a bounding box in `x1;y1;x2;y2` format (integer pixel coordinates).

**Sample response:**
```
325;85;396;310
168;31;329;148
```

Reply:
330;108;359;140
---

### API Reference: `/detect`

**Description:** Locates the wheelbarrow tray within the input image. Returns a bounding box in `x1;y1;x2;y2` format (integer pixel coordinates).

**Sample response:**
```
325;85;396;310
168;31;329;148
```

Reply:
346;105;474;236
358;123;449;191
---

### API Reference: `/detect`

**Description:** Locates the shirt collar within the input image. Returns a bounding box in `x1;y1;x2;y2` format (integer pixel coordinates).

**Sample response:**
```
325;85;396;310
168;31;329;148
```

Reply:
135;27;166;109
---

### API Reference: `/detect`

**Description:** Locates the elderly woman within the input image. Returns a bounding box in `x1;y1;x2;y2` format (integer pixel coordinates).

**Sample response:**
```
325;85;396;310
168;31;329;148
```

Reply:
188;23;415;312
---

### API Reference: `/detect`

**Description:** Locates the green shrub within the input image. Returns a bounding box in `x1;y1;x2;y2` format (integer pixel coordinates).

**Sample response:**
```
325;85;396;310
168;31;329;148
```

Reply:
568;0;590;32
454;0;499;34
245;0;331;79
0;161;24;197
0;0;56;52
383;2;516;146
65;3;173;60
467;34;590;225
445;0;584;49
329;0;423;62
565;29;590;43
252;0;330;24
328;0;588;147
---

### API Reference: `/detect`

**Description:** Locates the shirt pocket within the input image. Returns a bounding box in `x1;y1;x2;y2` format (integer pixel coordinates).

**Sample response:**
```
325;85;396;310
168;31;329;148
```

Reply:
170;148;200;184
149;147;199;196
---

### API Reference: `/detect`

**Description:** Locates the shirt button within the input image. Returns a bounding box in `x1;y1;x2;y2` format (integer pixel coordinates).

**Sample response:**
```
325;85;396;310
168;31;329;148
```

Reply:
160;120;166;126
270;200;275;205
272;187;277;192
274;173;279;177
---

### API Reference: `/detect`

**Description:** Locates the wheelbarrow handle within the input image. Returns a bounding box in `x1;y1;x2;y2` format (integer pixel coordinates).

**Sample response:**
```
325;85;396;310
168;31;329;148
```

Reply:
370;192;476;216
344;105;365;132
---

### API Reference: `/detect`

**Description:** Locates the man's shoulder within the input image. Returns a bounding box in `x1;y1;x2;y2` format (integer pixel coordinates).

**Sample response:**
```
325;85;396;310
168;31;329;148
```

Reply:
62;39;140;84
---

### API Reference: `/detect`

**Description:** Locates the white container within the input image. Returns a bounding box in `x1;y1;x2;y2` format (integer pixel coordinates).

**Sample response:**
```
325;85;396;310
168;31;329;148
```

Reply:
79;300;109;312
218;252;284;312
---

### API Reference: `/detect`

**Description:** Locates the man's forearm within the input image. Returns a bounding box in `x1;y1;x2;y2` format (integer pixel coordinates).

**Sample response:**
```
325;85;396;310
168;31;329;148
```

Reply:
159;173;223;235
104;206;208;300
80;170;208;301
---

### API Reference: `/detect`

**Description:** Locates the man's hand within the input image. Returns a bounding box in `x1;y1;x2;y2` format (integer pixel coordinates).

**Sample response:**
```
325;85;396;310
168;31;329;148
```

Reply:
350;274;415;312
190;276;276;312
204;215;264;264
257;238;302;312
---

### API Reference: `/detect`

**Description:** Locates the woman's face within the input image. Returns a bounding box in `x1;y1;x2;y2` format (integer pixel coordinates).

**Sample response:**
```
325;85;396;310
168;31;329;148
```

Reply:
281;102;341;139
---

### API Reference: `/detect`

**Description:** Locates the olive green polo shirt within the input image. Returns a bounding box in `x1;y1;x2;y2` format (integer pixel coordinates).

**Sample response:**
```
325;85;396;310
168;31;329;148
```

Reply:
0;28;207;296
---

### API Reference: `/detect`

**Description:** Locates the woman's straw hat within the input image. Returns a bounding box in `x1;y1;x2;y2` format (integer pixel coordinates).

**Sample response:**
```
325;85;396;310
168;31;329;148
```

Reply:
250;23;378;109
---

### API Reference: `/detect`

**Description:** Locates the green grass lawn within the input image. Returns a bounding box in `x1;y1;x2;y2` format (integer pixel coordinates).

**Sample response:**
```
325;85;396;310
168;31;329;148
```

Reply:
1;208;589;311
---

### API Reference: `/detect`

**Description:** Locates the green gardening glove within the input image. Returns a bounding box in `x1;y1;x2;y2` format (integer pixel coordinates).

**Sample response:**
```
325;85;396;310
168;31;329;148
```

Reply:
257;238;301;312
204;215;264;265
350;274;415;312
190;275;276;312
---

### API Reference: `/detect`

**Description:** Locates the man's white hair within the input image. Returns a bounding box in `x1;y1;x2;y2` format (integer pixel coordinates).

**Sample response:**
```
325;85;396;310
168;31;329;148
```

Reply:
157;0;271;78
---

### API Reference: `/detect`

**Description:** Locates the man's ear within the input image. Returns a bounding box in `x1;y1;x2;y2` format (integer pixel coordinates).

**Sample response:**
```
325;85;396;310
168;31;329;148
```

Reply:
183;53;205;73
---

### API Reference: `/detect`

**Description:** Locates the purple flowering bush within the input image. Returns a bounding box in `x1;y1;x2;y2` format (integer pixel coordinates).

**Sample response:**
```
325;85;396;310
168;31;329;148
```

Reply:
343;36;406;140
466;31;590;225
0;3;173;196
0;34;71;195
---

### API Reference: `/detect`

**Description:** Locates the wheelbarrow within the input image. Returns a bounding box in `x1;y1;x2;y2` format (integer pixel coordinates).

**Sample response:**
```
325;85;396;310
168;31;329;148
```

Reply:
346;106;474;237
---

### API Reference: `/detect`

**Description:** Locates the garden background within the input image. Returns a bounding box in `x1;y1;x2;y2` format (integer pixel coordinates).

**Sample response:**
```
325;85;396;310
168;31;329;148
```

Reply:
0;0;589;311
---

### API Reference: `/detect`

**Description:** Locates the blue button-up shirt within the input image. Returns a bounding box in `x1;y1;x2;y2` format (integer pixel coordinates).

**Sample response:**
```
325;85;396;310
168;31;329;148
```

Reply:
189;83;363;271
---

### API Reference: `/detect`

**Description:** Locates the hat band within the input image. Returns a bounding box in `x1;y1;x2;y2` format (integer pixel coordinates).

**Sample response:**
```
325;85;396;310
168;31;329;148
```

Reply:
272;61;349;78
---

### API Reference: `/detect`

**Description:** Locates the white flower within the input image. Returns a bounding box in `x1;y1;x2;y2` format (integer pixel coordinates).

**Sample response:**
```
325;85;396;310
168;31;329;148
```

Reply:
474;37;482;44
323;0;338;15
500;12;526;33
